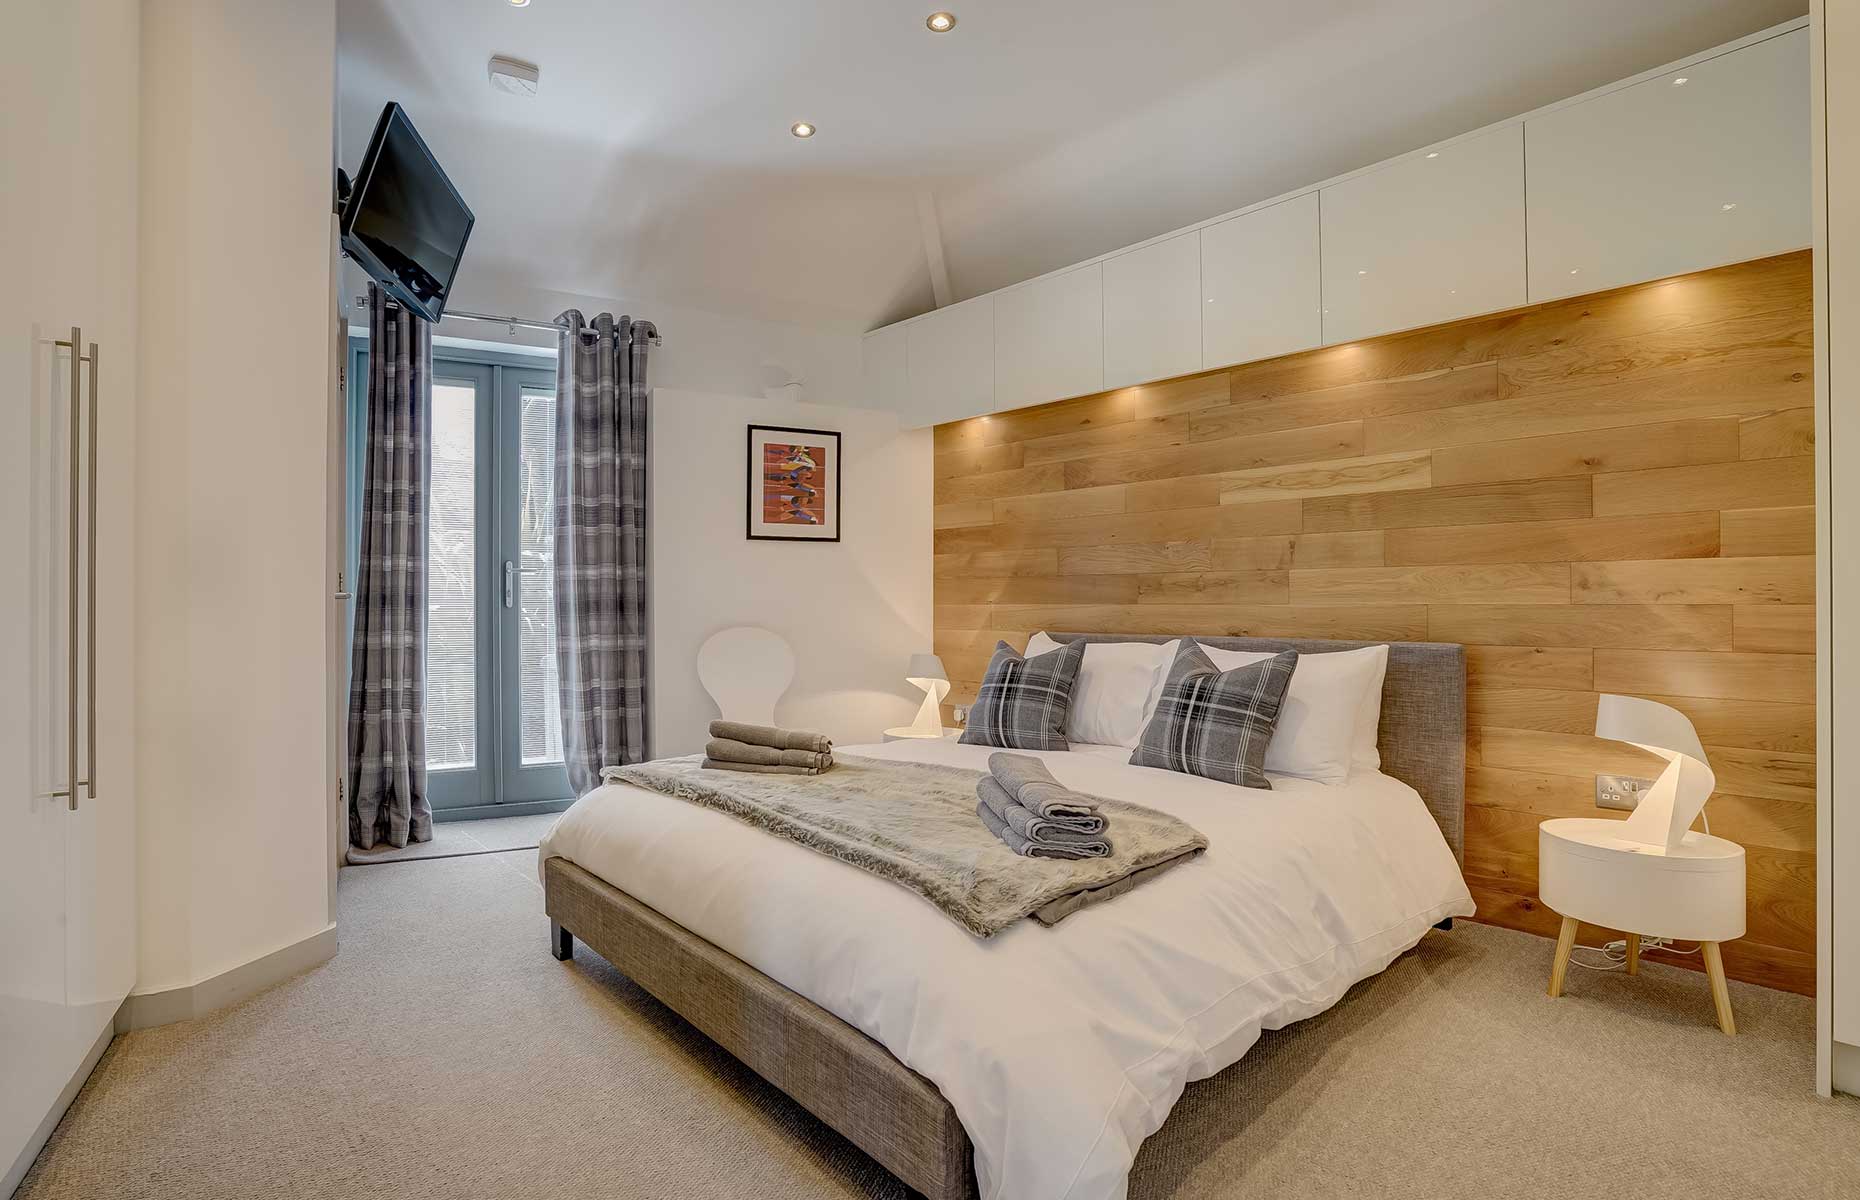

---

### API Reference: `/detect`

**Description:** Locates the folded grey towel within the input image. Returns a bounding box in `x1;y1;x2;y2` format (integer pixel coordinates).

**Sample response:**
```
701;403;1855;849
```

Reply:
700;757;825;776
706;738;833;770
709;720;833;755
977;776;1110;848
988;753;1105;831
975;798;1108;860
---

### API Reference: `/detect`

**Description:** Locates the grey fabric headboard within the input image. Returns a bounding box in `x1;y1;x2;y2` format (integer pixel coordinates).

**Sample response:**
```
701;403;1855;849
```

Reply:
1046;634;1467;861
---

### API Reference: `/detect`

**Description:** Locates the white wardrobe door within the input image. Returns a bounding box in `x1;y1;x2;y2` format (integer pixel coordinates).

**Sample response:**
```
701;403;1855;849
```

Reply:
1102;230;1203;389
861;324;909;415
906;294;995;427
993;262;1103;411
1525;28;1811;303
1201;193;1322;370
1320;124;1527;344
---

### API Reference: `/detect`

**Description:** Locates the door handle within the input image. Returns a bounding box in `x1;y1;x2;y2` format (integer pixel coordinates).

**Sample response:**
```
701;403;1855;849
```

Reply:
66;328;80;811
504;560;515;608
85;338;97;801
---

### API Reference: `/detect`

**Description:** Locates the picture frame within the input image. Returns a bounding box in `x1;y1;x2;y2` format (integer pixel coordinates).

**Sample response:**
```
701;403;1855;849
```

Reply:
746;424;842;542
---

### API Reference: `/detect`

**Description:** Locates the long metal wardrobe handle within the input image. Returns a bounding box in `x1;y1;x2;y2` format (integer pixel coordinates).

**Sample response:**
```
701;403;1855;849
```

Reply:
66;327;80;811
86;338;98;801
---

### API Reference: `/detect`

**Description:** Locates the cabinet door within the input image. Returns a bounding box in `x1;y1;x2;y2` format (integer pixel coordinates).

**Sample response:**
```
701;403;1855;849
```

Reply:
905;295;994;428
1525;28;1810;303
1201;194;1322;370
861;324;908;414
1102;231;1202;389
1321;125;1526;344
993;263;1103;411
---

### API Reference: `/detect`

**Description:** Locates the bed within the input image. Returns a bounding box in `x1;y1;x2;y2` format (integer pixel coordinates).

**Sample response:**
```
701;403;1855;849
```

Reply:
539;634;1472;1200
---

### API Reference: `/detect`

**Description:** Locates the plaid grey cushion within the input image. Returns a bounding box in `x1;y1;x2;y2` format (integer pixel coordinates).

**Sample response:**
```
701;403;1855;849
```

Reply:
1130;641;1297;788
959;639;1086;751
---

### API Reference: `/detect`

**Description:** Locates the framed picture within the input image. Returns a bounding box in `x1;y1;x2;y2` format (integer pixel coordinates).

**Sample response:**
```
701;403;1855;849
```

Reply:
747;424;841;541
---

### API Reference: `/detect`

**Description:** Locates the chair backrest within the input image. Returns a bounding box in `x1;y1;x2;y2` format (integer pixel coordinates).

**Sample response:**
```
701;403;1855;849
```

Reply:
697;626;795;726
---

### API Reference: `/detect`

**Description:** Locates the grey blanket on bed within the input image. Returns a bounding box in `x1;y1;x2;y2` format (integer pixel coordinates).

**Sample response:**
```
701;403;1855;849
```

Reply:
601;754;1207;937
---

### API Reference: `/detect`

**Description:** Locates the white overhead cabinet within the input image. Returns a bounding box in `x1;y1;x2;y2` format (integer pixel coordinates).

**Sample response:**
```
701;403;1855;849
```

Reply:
1200;193;1322;370
993;263;1104;411
861;324;909;414
906;294;994;426
1319;124;1527;345
1525;28;1810;304
1102;231;1203;389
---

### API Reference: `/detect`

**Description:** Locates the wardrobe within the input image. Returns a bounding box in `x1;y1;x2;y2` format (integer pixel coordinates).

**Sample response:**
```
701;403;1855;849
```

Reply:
1;0;141;1191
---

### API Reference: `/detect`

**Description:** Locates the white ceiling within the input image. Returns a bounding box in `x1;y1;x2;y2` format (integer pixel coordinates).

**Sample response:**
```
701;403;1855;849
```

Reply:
337;0;1806;333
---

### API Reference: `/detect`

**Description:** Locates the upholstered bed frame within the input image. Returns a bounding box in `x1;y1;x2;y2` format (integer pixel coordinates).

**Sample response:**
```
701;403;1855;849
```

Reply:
542;636;1466;1200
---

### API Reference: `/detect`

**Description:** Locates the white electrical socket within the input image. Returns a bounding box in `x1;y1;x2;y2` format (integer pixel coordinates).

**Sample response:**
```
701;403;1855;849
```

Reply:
1595;773;1656;812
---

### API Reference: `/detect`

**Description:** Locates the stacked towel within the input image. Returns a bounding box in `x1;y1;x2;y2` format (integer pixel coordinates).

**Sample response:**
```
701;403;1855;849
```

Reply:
703;720;834;775
975;753;1112;859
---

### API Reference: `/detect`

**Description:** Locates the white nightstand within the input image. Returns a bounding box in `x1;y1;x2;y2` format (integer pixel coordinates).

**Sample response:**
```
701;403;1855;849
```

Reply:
1539;816;1746;1034
882;727;960;743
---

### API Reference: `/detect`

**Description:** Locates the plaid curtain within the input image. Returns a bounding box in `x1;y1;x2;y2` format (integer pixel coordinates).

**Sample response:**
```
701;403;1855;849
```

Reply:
554;311;655;796
347;284;433;849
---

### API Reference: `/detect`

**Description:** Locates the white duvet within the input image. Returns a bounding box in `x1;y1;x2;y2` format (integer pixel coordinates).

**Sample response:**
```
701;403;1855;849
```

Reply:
538;740;1474;1200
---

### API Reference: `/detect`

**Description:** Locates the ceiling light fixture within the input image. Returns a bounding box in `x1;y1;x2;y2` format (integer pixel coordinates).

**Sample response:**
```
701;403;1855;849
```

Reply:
1425;151;1439;159
790;121;816;138
1672;76;1689;86
1722;202;1738;211
508;0;530;7
927;11;957;32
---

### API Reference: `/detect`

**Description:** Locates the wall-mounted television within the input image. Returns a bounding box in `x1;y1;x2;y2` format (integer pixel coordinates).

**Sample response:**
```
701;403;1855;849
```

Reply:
340;103;474;323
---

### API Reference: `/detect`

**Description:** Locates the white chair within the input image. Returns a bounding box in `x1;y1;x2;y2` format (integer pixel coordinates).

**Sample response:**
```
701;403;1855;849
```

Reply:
697;626;795;726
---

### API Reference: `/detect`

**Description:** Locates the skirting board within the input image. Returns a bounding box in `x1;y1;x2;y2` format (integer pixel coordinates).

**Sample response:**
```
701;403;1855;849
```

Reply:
3;1002;120;1200
1834;1041;1860;1098
122;923;338;1030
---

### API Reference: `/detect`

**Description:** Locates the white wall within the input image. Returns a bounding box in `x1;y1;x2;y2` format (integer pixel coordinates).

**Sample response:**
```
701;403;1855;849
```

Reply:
136;0;337;993
338;262;868;411
1814;0;1859;1097
650;389;933;756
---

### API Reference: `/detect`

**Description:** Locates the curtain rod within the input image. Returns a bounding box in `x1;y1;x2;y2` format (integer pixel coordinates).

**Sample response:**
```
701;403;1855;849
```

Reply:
356;295;664;346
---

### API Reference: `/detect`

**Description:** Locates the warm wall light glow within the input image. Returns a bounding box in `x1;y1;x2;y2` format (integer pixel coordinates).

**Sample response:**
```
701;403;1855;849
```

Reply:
790;121;816;138
926;11;957;32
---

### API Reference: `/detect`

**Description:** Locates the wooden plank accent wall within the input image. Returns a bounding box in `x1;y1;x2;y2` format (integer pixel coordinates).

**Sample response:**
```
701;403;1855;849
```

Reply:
932;252;1816;995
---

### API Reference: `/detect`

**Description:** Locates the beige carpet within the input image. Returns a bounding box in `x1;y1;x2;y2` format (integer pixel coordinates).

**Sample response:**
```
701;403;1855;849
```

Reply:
344;811;564;864
18;849;1860;1199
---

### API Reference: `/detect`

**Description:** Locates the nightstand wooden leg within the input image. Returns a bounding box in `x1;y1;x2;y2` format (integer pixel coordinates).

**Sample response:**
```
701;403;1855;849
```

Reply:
1702;941;1736;1035
1548;916;1578;998
1625;933;1640;976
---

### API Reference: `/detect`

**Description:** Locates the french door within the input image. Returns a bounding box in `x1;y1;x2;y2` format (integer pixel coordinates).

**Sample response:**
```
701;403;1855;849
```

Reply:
348;345;570;817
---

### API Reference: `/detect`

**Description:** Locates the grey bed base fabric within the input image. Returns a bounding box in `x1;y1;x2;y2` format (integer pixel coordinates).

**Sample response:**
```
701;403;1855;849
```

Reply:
544;856;978;1200
1045;633;1468;862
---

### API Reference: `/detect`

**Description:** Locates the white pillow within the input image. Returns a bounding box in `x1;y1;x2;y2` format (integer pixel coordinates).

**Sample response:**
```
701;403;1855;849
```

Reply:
1350;645;1391;774
1025;633;1178;748
1202;643;1387;785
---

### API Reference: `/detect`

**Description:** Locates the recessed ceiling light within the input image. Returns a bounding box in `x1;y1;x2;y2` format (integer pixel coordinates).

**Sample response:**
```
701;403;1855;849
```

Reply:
790;121;816;138
1722;202;1738;211
1357;269;1368;276
1570;268;1580;275
927;11;957;33
1673;76;1689;86
1425;151;1439;159
508;0;530;7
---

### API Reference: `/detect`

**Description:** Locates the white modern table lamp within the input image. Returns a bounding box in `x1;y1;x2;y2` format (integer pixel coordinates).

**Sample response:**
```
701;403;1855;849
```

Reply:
1596;692;1717;850
903;654;951;737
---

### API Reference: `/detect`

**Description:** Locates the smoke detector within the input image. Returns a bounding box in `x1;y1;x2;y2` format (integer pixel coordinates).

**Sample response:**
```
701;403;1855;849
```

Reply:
488;55;540;96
